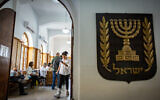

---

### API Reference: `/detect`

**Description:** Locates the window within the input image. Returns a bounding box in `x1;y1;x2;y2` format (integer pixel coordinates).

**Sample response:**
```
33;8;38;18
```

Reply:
40;45;43;66
20;33;29;71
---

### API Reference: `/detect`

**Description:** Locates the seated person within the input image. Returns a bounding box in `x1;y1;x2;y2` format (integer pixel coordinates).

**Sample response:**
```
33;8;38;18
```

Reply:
40;63;47;78
40;63;47;85
22;70;30;81
46;63;53;71
27;61;39;88
10;67;28;95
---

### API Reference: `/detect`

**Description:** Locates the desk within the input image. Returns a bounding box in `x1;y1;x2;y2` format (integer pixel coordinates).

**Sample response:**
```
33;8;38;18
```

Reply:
45;71;53;85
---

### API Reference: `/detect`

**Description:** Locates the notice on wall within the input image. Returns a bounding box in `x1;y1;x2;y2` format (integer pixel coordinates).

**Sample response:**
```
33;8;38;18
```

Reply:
0;44;9;58
96;13;157;83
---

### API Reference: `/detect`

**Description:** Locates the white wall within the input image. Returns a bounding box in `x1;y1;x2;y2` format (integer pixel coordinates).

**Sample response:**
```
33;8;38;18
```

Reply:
14;0;39;48
62;0;160;100
39;14;65;25
38;39;48;53
38;26;48;53
60;0;81;99
49;35;71;56
1;0;39;48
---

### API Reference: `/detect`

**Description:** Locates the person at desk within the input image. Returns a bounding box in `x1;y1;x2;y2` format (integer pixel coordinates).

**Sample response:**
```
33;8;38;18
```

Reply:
10;67;28;95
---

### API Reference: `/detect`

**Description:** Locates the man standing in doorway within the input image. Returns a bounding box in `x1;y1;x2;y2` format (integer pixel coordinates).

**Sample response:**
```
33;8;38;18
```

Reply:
52;52;61;90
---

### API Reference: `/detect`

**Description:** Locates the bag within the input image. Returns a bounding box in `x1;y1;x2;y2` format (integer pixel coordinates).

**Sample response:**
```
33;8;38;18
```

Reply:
53;57;60;71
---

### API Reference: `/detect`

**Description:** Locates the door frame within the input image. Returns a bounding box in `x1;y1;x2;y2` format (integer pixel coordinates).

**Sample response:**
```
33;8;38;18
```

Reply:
0;0;75;100
0;0;9;8
58;1;74;99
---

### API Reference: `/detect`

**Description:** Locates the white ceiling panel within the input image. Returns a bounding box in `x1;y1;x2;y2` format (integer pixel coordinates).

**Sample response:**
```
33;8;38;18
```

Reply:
28;0;72;35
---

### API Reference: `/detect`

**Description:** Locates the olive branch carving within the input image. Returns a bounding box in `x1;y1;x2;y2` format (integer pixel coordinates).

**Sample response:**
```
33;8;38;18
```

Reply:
143;17;154;72
99;16;111;72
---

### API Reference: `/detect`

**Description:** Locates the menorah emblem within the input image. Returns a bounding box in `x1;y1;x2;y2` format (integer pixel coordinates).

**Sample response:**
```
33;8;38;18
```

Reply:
110;19;141;61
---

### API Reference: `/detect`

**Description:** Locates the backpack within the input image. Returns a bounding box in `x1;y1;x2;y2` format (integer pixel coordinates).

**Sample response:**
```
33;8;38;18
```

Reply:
53;56;60;71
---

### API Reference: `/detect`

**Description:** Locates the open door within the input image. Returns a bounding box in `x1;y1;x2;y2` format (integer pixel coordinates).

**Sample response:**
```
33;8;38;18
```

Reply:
0;8;15;100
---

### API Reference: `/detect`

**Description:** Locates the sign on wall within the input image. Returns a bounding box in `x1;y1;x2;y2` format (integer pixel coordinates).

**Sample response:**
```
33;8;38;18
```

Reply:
96;13;157;83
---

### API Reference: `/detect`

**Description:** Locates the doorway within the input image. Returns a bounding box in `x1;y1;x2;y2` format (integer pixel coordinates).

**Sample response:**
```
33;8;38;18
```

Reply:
0;0;74;100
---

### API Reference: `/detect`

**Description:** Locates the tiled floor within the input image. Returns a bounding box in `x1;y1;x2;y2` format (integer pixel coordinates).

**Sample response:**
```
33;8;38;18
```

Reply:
8;86;70;100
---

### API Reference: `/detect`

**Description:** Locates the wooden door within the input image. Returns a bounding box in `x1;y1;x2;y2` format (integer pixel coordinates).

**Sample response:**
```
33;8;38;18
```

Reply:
0;8;15;100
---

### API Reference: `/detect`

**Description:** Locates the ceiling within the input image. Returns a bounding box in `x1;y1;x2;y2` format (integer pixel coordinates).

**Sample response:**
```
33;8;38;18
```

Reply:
20;0;72;35
40;22;72;30
29;0;67;18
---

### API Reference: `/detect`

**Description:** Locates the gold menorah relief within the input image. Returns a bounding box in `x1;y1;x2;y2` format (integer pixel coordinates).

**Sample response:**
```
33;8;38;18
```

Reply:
110;19;141;61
